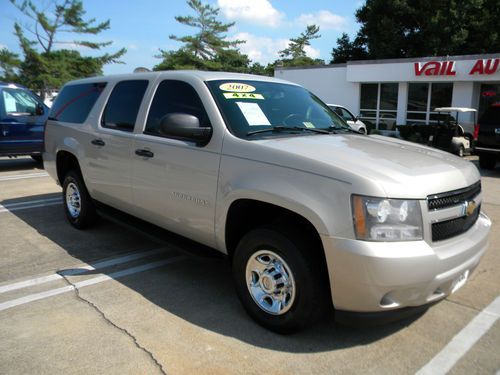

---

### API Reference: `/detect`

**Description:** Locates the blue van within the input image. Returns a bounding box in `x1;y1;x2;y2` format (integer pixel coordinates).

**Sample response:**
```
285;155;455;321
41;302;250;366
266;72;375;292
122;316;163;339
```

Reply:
0;82;49;161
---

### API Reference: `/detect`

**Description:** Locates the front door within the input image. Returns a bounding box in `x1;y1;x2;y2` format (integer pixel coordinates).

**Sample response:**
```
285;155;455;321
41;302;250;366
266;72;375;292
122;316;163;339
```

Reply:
131;79;220;248
0;87;46;155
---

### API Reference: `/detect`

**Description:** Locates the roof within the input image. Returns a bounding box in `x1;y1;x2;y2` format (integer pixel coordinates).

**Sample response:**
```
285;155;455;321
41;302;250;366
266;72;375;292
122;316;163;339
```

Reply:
64;70;296;86
0;82;28;89
434;107;477;113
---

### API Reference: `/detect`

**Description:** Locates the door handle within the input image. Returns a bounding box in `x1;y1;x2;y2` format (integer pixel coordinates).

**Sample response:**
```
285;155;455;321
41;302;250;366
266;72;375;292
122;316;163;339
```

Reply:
135;149;154;158
91;139;105;146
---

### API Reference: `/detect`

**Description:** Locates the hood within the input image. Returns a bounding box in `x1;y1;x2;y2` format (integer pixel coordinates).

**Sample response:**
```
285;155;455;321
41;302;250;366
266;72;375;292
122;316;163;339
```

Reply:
242;134;480;198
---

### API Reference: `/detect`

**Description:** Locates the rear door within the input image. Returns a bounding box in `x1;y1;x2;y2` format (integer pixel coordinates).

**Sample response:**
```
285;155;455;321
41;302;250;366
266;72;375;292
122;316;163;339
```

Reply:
0;87;47;155
85;80;150;212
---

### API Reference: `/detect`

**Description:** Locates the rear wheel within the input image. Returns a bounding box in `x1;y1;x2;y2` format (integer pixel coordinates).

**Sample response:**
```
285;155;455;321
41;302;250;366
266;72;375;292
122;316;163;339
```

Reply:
457;145;465;157
62;170;98;229
232;225;328;333
479;154;497;170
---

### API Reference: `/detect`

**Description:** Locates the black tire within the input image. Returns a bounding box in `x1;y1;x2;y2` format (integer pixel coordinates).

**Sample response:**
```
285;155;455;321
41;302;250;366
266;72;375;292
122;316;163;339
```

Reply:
457;145;465;157
31;155;43;163
232;225;328;334
479;154;497;170
62;170;98;229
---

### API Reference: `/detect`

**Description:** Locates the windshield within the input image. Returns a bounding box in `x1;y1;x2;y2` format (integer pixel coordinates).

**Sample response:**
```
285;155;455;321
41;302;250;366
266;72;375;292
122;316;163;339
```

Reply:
206;80;350;139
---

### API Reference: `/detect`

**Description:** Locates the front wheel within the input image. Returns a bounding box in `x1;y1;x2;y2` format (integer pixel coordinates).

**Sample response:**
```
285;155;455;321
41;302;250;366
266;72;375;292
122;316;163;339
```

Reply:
62;170;98;229
232;226;327;333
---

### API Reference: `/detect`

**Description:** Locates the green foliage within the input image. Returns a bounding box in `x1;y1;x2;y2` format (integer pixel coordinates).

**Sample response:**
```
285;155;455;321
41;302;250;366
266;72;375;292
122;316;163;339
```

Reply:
156;0;248;72
20;49;103;91
331;0;500;62
0;48;22;82
330;33;367;63
279;25;321;60
275;25;324;68
9;0;126;97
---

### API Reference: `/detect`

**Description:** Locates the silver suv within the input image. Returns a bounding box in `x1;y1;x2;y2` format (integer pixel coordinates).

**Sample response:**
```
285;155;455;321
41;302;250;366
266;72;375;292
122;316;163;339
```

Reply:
44;71;491;333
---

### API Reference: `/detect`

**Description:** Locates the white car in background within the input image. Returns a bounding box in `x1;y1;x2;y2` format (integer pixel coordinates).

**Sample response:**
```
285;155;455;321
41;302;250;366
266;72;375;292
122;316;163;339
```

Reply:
328;104;367;134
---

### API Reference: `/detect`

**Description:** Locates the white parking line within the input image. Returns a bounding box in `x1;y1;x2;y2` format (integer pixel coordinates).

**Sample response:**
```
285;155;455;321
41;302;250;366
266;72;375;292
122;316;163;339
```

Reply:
0;197;62;213
416;296;500;375
0;172;49;181
0;256;184;312
0;248;168;294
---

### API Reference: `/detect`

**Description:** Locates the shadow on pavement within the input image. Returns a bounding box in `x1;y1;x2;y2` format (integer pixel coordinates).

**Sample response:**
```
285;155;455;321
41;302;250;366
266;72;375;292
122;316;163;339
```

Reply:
0;157;43;172
5;191;427;353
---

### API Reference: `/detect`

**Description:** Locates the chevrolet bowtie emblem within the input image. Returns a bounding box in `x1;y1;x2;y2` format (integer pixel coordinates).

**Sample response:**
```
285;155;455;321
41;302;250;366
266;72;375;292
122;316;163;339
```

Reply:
463;200;477;217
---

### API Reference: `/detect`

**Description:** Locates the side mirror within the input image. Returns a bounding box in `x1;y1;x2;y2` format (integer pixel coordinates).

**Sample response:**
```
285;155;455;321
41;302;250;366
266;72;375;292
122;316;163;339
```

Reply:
159;113;212;145
35;103;45;116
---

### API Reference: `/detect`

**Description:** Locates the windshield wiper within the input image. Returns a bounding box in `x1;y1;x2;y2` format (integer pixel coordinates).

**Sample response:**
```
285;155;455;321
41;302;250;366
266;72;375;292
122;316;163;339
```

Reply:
247;126;329;136
328;125;361;134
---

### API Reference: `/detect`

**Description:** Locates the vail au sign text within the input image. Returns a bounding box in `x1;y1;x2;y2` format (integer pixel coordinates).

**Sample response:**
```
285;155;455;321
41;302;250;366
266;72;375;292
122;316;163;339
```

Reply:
414;58;500;76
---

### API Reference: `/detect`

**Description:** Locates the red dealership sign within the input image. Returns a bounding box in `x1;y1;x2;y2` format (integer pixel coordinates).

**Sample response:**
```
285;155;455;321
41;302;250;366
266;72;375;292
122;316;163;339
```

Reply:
414;58;499;76
414;61;456;76
469;59;499;75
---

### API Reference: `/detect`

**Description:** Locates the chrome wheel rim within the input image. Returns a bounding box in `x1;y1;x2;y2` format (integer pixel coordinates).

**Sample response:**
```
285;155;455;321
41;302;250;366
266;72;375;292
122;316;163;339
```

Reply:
66;182;81;218
245;250;296;315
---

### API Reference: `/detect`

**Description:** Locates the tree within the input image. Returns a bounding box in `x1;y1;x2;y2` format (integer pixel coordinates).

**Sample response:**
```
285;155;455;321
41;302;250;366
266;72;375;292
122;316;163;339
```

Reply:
330;33;367;63
10;0;126;97
0;48;22;82
330;0;500;62
277;25;324;67
155;0;248;72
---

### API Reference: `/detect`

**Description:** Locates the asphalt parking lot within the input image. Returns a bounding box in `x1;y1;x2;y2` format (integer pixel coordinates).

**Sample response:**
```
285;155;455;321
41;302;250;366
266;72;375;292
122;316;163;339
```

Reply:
0;156;499;375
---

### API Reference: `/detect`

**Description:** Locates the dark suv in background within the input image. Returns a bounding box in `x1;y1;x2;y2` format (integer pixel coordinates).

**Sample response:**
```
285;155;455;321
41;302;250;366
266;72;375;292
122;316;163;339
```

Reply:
475;104;500;170
0;82;48;161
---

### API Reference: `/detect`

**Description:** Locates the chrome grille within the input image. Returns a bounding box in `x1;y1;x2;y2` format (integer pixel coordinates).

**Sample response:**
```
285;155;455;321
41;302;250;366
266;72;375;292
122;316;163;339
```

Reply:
427;181;481;210
432;205;481;241
428;181;481;242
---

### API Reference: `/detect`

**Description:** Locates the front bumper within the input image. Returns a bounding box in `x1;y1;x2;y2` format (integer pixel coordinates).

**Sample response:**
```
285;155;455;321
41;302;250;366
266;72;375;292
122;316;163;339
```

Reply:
321;212;491;312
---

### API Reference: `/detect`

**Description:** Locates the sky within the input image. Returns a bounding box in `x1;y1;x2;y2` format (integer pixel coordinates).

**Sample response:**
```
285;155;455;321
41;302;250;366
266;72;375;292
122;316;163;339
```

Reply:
0;0;363;75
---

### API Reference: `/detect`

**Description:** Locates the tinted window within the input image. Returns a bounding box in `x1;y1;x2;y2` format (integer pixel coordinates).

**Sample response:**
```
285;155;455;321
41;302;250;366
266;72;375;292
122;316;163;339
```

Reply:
50;82;106;123
102;80;148;132
207;80;347;138
480;106;500;124
380;83;398;110
407;83;428;112
360;84;378;110
430;83;453;109
2;88;40;115
145;80;210;137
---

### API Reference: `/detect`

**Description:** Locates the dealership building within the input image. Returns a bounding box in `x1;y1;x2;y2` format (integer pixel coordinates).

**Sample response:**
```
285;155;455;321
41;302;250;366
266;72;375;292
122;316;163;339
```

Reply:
274;53;500;131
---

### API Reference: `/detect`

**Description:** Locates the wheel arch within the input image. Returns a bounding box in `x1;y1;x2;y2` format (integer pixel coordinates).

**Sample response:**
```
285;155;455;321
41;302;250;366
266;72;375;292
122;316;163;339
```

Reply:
56;150;82;185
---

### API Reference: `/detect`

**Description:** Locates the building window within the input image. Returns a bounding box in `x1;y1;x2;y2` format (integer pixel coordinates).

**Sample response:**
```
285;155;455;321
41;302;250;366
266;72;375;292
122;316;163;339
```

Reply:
359;83;398;130
407;82;453;124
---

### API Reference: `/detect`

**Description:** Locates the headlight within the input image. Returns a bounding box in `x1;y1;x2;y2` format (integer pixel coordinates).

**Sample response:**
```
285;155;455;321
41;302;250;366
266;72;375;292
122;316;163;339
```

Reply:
352;195;423;241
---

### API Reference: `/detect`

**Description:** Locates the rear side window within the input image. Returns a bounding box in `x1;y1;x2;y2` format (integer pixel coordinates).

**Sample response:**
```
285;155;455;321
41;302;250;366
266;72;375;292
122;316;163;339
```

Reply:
101;80;149;132
49;82;106;123
480;106;500;124
144;80;210;136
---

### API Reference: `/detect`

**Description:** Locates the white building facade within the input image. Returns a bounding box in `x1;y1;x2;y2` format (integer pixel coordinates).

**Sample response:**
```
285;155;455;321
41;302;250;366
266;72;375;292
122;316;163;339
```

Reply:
275;53;500;132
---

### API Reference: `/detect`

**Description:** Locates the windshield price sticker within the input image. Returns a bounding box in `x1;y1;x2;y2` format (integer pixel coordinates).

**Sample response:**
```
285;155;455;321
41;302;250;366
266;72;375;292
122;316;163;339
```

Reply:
236;102;271;126
223;92;264;100
303;122;315;128
219;83;256;93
